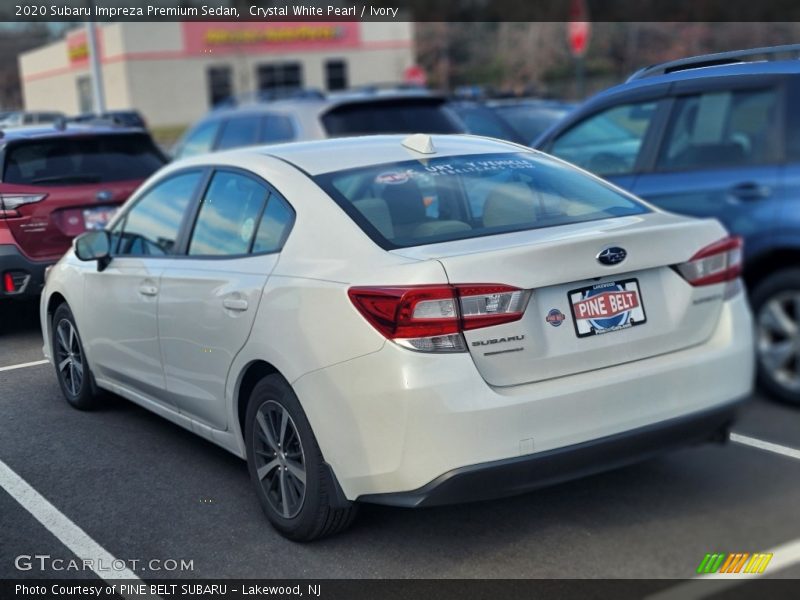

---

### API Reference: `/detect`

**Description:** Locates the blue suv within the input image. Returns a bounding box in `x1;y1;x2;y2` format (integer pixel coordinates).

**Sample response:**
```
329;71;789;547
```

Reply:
536;45;800;405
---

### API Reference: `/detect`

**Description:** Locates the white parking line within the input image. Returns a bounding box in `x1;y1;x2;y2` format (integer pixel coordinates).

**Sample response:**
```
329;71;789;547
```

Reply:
646;538;800;599
0;359;49;373
730;432;800;461
0;457;153;595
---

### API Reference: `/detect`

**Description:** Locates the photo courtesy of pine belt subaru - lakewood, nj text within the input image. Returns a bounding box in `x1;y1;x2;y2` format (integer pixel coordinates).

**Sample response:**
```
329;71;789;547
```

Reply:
40;134;754;541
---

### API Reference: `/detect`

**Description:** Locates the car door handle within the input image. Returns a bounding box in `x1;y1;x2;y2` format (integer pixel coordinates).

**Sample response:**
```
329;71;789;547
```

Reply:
223;298;249;312
138;284;158;296
729;182;771;200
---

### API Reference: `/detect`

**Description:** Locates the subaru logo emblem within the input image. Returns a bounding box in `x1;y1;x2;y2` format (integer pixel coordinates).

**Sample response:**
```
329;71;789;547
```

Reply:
96;190;113;202
597;246;627;266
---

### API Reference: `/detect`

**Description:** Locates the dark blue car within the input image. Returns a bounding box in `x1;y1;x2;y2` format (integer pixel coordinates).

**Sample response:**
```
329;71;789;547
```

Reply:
535;45;800;405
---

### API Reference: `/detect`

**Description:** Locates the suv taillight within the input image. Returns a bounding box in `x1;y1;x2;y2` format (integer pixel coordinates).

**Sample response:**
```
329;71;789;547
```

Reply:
348;284;531;353
0;193;47;218
675;236;743;286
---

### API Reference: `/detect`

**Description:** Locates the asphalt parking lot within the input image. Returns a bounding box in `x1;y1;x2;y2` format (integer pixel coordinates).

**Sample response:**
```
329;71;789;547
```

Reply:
2;299;800;587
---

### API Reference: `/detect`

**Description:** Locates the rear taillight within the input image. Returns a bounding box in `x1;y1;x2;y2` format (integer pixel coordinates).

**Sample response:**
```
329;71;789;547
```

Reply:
676;236;743;286
348;284;531;353
3;272;14;293
0;193;47;218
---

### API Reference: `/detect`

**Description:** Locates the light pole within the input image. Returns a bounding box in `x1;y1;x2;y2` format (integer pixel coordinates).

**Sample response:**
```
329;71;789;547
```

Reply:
84;0;105;114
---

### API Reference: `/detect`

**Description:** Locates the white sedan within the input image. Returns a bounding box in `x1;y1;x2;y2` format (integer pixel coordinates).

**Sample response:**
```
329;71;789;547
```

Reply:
41;134;754;540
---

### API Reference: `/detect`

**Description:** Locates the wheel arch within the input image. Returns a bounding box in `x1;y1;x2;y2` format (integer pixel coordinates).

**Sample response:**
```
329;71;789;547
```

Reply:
44;291;68;354
744;247;800;292
235;360;286;438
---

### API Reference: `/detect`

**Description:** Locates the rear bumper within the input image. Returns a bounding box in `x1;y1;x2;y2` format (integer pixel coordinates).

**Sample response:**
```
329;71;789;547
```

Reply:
0;244;52;299
293;291;754;501
359;401;741;507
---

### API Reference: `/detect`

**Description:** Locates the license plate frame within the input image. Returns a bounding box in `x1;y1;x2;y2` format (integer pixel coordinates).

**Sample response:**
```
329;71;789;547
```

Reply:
567;278;648;338
82;206;117;231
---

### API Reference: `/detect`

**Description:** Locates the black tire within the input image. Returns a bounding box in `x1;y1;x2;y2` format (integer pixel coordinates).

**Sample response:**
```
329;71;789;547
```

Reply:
751;269;800;406
245;374;357;541
51;303;101;410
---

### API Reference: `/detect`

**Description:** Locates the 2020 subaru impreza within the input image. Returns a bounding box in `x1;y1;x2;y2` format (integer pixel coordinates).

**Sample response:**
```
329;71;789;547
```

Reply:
41;134;754;540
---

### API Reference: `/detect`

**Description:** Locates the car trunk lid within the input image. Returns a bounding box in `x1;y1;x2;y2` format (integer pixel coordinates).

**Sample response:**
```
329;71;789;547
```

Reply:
392;212;732;387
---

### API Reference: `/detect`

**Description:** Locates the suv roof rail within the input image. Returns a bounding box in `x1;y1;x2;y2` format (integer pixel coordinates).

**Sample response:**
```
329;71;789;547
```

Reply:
67;116;128;128
627;44;800;82
213;88;325;109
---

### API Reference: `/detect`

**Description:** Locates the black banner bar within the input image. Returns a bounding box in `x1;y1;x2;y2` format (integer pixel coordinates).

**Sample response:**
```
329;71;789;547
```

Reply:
3;0;800;23
3;579;800;600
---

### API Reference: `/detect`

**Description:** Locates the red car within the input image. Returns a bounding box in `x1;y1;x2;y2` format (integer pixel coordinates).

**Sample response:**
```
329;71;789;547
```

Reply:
0;123;167;300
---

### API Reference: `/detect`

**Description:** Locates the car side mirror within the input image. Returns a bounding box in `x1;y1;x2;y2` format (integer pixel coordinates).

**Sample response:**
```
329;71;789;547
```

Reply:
74;230;111;272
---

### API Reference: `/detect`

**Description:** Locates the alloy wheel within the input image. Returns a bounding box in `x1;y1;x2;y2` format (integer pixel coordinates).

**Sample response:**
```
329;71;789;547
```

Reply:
55;319;84;398
757;291;800;393
253;400;307;519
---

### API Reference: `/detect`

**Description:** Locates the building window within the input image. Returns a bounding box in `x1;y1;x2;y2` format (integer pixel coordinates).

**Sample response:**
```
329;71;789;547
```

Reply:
256;63;303;94
325;59;348;91
76;76;92;114
207;66;233;108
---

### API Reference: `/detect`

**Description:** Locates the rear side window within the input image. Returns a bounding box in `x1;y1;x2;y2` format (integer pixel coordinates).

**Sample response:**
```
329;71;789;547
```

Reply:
3;134;165;186
188;171;269;256
656;88;780;171
252;193;293;253
216;116;260;151
322;100;462;136
315;152;648;249
550;102;657;176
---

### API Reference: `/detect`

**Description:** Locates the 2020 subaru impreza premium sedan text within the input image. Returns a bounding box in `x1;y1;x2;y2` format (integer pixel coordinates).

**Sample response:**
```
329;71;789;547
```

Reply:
41;134;754;540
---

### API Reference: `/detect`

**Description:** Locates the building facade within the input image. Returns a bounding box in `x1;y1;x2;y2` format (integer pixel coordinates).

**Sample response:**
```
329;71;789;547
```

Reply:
19;22;415;127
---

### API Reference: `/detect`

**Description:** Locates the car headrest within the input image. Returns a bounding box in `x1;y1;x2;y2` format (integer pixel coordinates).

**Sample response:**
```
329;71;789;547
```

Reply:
482;181;538;229
382;180;426;226
353;197;394;239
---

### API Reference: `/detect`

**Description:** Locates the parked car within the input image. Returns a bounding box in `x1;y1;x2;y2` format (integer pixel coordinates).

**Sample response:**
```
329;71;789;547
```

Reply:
449;99;574;145
535;45;800;405
72;110;147;129
0;123;167;301
0;111;66;128
42;134;752;540
172;91;464;159
489;99;575;143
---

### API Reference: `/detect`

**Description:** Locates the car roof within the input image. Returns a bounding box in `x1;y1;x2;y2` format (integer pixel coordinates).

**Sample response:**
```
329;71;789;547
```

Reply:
205;91;445;120
596;59;800;101
0;123;145;141
177;134;529;176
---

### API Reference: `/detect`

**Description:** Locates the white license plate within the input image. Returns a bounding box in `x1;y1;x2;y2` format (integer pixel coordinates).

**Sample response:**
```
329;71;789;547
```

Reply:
83;206;117;231
567;278;647;338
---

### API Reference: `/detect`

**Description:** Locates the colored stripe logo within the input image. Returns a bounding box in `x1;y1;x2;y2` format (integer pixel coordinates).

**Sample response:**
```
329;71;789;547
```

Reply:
696;552;773;574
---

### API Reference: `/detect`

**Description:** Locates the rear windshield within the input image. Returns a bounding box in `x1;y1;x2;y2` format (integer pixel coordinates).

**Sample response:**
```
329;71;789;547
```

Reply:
322;100;462;136
315;152;648;249
3;133;166;186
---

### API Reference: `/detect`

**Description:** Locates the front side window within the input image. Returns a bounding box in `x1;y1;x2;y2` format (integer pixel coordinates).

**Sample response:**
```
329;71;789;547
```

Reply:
188;171;269;256
114;172;202;256
175;121;220;160
550;101;657;176
656;88;779;171
216;116;260;151
259;114;295;144
315;152;648;249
